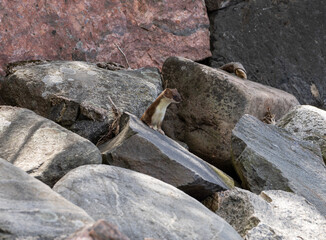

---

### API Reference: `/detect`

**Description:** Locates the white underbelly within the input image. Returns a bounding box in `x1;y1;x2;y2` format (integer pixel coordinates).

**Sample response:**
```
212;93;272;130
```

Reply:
151;108;167;126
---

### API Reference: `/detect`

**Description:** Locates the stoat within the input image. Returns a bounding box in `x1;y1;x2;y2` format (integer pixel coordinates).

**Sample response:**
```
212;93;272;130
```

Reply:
219;62;247;79
141;88;182;135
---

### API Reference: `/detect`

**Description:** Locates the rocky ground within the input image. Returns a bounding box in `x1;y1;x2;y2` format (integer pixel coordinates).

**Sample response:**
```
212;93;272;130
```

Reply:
0;1;326;239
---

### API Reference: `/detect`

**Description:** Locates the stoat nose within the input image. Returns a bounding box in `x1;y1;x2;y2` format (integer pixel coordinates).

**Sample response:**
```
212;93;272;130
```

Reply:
173;95;182;102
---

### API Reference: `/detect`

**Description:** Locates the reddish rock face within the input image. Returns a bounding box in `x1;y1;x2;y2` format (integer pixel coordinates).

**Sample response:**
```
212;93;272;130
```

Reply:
0;1;211;75
67;219;130;240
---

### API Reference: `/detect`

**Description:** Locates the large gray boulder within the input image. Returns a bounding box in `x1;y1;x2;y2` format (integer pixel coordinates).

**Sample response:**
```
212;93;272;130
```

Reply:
0;106;102;187
232;114;326;216
277;105;326;164
100;112;232;200
0;158;94;239
162;56;299;172
203;188;326;239
53;165;243;240
209;0;326;108
0;61;162;142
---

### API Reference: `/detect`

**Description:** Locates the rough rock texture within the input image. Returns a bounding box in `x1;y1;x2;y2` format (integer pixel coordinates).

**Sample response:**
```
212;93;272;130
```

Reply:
232;114;326;216
205;0;244;12
100;113;232;200
0;76;4;105
0;61;162;142
53;165;243;240
0;158;94;239
203;188;326;240
277;105;326;164
67;219;130;240
209;0;326;108
0;106;102;187
162;56;299;172
0;0;210;75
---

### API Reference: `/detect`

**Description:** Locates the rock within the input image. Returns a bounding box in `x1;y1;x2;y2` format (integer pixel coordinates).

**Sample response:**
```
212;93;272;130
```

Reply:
0;106;102;187
231;114;326;216
209;0;326;108
0;76;4;104
203;188;326;240
205;0;244;12
0;0;210;75
53;165;243;240
67;219;130;240
162;56;299;172
277;105;326;164
100;112;232;200
0;158;94;239
0;61;162;142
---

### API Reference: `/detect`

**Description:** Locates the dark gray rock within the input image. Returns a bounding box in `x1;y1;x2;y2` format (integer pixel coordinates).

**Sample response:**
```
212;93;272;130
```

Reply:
0;76;4;105
53;165;243;240
209;0;326;108
162;56;298;172
100;112;232;200
232;114;326;216
277;105;326;164
0;158;94;239
0;61;162;143
203;188;326;239
0;106;102;187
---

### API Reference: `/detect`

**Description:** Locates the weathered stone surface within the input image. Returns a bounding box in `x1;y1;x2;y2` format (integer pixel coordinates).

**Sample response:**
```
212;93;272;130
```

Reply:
203;188;326;240
277;105;326;164
0;0;210;76
67;219;130;240
100;112;232;200
0;61;162;142
0;158;94;239
53;165;243;240
205;0;244;12
209;0;326;108
0;106;102;187
162;56;299;172
232;114;326;216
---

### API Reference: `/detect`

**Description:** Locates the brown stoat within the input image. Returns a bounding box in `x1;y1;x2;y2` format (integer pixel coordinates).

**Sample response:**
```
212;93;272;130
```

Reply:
219;62;247;79
141;88;182;135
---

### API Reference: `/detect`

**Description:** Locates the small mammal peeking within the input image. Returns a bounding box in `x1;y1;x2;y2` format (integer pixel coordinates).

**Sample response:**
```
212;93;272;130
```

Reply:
219;62;247;79
141;88;182;135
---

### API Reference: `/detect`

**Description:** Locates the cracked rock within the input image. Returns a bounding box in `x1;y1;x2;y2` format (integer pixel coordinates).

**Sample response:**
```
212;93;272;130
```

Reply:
0;106;102;187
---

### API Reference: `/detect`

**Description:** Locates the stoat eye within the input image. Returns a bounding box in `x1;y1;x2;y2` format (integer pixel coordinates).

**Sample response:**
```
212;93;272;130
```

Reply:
173;95;181;102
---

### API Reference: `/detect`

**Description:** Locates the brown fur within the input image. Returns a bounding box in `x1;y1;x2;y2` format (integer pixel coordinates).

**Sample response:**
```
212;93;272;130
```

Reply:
141;90;165;126
141;88;181;133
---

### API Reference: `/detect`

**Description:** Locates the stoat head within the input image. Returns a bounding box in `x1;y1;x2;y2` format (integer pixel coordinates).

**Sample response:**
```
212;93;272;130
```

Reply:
164;88;182;103
235;68;247;79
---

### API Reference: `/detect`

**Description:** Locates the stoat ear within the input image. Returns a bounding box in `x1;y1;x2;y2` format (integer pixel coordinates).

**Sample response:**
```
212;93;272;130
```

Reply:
163;88;172;98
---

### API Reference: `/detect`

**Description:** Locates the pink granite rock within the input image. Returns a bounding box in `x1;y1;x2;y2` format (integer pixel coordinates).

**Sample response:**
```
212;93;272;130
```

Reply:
67;219;130;240
0;1;210;75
